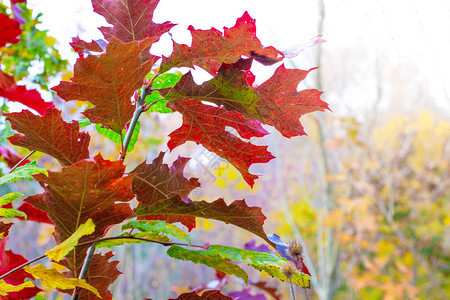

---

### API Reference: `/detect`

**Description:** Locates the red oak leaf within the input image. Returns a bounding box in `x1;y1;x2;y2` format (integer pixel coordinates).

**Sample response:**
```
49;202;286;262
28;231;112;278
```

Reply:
160;11;283;74
131;152;200;206
0;145;29;168
0;86;54;115
69;36;104;57
61;252;121;300
5;108;90;166
163;58;329;138
135;197;276;248
52;38;157;133
131;152;200;230
0;13;21;47
0;69;15;89
15;202;52;224
92;0;175;43
166;98;274;187
0;69;54;115
0;240;42;299
170;290;233;300
25;154;134;271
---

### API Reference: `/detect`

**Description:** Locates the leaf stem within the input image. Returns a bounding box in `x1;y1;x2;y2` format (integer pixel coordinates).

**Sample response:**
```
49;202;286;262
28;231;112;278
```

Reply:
0;253;45;281
76;235;207;249
7;150;36;174
0;235;206;281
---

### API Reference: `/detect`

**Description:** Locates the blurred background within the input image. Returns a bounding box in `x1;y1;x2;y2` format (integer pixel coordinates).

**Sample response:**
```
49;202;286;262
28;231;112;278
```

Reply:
1;0;449;299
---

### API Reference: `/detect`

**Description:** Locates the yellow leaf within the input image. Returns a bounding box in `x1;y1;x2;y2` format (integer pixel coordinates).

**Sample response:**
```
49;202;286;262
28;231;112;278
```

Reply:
62;71;74;82
24;264;101;298
44;36;56;47
0;280;35;296
46;219;95;262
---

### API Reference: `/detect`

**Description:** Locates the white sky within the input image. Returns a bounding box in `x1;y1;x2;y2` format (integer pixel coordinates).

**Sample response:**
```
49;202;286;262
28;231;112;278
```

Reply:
28;0;450;113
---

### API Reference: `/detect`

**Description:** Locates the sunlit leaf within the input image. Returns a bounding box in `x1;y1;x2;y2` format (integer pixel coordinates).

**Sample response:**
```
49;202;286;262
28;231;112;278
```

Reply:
46;218;95;262
24;264;101;298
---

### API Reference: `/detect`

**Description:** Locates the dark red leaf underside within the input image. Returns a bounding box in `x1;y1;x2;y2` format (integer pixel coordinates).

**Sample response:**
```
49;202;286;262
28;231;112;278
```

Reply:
70;36;103;57
166;98;273;187
160;11;283;74
0;13;21;47
170;290;233;300
0;69;54;115
163;58;329;138
52;38;157;133
92;0;175;43
5;108;90;166
0;241;42;299
61;252;121;300
135;197;276;248
25;154;134;272
131;152;200;206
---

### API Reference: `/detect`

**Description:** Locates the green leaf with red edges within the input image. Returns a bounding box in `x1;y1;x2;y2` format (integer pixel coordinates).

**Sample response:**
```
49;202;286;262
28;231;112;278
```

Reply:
5;108;90;166
162;58;329;138
169;290;233;300
25;154;134;272
166;99;274;186
60;252;121;300
131;152;200;206
52;38;157;134
167;245;248;284
92;0;175;43
135;197;276;248
205;245;310;287
160;11;283;74
0;14;21;47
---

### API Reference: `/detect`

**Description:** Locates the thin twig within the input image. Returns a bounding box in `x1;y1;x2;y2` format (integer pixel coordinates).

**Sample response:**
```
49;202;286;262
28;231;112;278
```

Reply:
0;235;206;281
76;235;207;249
7;150;36;174
119;83;151;161
71;245;96;300
0;254;45;280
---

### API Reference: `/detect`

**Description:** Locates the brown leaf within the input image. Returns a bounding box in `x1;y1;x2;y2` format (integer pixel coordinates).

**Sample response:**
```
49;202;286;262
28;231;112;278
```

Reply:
135;197;275;248
25;154;134;271
161;12;282;74
52;38;157;133
5;108;90;166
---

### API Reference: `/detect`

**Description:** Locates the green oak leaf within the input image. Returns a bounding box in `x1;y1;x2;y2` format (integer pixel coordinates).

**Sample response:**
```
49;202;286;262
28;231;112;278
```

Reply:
0;192;26;219
122;220;190;244
206;245;310;287
167;245;248;283
95;232;169;248
0;161;47;186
